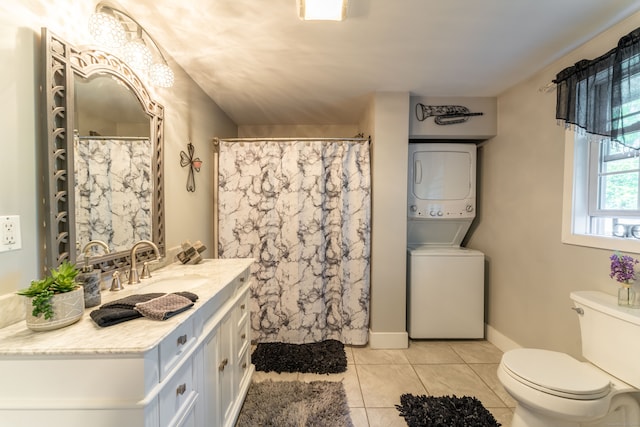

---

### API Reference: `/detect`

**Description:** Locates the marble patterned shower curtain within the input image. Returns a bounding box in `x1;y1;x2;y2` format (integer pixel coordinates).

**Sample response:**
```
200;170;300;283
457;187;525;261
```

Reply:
218;139;371;345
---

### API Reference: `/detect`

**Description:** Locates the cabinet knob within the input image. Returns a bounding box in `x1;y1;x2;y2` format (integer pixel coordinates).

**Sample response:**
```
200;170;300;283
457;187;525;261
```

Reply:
241;333;246;340
219;358;228;371
176;383;186;396
240;276;245;283
177;334;188;346
240;304;245;310
242;362;247;369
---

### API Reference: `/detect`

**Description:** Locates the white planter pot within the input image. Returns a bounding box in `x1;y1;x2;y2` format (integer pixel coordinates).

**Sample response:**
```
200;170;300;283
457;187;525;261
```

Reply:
24;286;85;332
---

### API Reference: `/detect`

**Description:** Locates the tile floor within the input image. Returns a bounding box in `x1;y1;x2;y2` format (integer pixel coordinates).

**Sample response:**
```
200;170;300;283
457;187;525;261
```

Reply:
251;340;515;427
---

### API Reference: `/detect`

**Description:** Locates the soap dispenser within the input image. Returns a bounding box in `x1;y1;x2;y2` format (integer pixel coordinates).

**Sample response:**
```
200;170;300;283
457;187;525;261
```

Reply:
76;240;110;308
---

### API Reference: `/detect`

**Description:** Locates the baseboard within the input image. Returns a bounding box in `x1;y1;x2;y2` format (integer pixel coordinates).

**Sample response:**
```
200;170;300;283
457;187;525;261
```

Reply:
368;329;409;349
486;324;522;353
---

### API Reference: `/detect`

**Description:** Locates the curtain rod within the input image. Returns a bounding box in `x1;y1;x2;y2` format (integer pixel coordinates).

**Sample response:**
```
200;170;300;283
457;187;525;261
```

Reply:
212;136;370;145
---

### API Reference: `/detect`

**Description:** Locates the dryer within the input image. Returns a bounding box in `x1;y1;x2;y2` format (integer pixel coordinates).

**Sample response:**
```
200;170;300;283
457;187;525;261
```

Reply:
407;142;476;247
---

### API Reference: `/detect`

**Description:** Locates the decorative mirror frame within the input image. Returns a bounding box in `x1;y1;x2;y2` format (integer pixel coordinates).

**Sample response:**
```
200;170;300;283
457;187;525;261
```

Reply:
41;28;165;273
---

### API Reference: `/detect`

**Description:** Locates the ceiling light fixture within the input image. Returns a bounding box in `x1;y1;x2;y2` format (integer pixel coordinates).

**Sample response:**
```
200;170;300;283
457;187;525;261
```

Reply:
88;3;174;88
298;0;348;21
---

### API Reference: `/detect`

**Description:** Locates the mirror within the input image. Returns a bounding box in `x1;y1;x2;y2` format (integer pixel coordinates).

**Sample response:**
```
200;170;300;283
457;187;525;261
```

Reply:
74;75;152;254
42;28;165;272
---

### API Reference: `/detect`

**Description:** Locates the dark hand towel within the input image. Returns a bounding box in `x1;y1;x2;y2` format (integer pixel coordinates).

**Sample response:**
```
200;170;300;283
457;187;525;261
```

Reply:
91;291;199;326
90;307;142;327
173;291;199;302
101;293;166;310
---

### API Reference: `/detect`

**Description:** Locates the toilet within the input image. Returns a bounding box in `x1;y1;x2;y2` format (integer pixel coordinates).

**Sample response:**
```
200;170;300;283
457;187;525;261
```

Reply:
498;290;640;427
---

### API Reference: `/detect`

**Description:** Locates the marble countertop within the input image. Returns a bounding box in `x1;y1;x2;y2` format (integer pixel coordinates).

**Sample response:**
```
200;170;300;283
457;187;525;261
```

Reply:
0;258;254;357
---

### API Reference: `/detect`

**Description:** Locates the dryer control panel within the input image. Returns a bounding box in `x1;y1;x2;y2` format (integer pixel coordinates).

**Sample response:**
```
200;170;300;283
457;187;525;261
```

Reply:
408;200;475;219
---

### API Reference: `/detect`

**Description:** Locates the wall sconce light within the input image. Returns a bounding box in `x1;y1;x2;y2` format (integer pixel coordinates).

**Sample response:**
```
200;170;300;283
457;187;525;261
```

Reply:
298;0;348;21
88;3;174;88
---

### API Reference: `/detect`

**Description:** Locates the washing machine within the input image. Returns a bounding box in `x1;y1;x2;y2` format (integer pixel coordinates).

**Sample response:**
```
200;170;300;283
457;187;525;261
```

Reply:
407;245;485;339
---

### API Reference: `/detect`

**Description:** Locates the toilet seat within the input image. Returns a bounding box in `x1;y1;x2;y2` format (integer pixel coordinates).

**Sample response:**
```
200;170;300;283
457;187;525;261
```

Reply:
501;349;611;400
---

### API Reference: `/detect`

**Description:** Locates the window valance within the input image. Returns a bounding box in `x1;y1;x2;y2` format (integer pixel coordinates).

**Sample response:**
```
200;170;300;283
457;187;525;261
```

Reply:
554;27;640;148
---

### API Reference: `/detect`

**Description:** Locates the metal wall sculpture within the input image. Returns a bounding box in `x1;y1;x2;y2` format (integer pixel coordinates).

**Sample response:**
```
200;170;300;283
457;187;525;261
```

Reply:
415;103;484;125
180;142;202;192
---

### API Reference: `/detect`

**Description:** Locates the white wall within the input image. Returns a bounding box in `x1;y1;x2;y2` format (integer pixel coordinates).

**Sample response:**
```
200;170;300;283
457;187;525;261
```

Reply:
468;11;640;357
0;1;236;304
0;20;39;296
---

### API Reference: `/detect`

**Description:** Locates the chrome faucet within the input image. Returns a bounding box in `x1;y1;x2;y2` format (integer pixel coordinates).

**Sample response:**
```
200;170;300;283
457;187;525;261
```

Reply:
128;240;160;285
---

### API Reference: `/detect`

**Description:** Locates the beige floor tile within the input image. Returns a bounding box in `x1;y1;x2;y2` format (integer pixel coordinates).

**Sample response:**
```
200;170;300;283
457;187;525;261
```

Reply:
469;363;517;408
349;407;369;427
357;364;426;408
414;364;506;408
352;346;410;365
298;366;364;408
489;407;514;427
366;407;407;427
247;339;508;426
403;340;464;364
345;345;355;365
449;340;504;363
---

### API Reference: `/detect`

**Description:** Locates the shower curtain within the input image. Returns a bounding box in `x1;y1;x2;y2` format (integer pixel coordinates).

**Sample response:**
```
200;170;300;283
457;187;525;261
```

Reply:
217;138;371;345
75;136;152;253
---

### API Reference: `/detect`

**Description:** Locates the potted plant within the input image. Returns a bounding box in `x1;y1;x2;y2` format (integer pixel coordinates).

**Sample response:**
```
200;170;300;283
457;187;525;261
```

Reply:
17;261;85;331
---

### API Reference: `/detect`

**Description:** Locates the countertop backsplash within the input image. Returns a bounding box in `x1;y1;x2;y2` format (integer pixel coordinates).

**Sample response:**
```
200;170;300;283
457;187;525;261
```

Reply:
0;293;25;329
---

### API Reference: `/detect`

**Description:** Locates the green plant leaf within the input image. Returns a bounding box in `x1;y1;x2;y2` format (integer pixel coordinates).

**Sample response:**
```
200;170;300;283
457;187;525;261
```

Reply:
16;261;80;319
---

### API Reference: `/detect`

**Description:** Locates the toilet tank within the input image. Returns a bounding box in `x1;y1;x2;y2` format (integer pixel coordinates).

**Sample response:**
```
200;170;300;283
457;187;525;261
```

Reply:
571;291;640;388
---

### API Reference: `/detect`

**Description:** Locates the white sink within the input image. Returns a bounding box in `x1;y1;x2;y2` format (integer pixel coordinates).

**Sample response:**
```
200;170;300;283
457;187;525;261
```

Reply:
139;273;209;293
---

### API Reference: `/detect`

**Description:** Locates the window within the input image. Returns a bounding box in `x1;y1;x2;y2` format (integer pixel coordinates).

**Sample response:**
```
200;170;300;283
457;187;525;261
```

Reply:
563;133;640;252
559;26;640;253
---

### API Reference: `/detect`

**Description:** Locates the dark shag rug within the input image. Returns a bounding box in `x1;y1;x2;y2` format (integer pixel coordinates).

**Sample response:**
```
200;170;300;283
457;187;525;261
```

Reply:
396;394;501;427
251;339;347;374
236;380;353;427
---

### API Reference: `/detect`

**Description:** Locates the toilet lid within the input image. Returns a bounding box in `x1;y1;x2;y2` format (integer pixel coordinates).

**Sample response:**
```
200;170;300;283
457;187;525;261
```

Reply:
501;348;611;400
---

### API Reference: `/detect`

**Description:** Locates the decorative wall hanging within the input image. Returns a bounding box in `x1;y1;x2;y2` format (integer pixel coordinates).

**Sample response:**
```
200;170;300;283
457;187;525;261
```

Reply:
415;103;483;125
180;142;202;192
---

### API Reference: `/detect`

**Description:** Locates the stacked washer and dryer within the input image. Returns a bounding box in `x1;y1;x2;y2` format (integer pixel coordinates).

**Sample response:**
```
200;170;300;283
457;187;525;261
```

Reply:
406;142;485;339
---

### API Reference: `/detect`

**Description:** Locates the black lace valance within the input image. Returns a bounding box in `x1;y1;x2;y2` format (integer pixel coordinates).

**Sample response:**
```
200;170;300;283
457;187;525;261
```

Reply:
554;27;640;148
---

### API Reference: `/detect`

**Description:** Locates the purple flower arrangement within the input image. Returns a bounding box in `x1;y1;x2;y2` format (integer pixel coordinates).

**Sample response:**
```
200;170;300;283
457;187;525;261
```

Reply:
610;252;639;284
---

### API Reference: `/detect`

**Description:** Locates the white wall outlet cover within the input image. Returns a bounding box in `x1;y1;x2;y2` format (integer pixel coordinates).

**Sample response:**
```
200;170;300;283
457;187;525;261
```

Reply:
0;215;22;252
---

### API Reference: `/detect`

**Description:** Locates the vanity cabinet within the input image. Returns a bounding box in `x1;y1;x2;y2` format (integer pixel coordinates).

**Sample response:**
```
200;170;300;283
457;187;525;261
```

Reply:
0;258;254;427
202;281;251;427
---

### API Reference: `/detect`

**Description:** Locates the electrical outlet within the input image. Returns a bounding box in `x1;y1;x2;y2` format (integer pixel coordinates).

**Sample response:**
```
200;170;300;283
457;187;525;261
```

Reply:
0;215;22;253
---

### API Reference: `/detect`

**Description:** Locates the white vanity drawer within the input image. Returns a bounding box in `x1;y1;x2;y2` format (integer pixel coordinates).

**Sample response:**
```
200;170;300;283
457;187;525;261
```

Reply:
232;269;250;294
159;355;197;427
238;344;251;378
234;294;249;328
236;344;252;401
159;317;195;381
235;315;250;359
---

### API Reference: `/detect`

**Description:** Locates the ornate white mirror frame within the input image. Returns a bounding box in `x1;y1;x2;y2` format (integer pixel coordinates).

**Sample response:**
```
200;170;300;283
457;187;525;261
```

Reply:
41;28;165;273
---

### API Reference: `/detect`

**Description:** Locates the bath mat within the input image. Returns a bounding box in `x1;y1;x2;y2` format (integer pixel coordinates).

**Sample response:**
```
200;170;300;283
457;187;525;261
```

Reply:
236;380;353;427
251;339;347;374
396;393;501;427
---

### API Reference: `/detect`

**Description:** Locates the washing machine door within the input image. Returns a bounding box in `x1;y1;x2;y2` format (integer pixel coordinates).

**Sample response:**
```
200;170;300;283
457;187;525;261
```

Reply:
501;349;611;400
